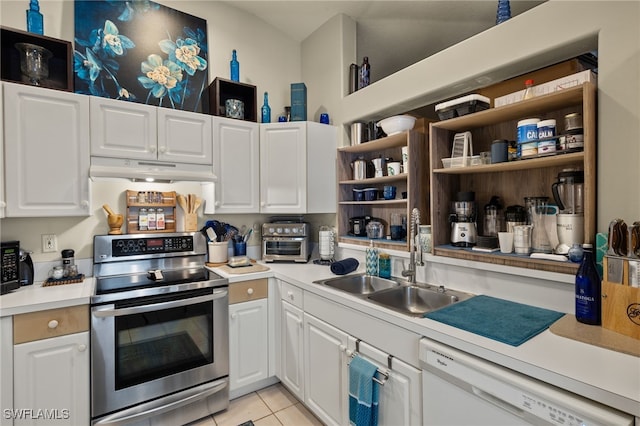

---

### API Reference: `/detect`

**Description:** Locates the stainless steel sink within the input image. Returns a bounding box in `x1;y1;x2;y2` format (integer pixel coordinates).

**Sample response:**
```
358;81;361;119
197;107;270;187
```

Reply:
367;285;474;317
313;274;400;295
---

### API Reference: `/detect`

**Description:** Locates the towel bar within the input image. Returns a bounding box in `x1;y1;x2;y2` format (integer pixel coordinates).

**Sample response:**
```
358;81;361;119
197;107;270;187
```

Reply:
350;351;389;385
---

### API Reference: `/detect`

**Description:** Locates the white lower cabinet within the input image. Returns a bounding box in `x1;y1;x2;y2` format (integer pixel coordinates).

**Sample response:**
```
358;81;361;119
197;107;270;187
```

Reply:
279;300;305;401
355;340;422;426
275;279;422;425
13;332;90;426
229;298;269;391
303;313;350;426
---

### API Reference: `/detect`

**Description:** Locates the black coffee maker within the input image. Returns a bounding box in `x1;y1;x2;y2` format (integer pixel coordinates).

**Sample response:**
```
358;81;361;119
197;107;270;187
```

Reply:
19;248;34;286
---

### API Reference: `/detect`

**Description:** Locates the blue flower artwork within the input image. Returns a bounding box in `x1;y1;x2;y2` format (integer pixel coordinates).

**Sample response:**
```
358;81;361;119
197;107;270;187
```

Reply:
74;0;208;112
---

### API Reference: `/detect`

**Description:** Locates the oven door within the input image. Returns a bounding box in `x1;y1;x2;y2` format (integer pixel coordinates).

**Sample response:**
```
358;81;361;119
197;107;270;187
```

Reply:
263;237;308;262
90;286;229;419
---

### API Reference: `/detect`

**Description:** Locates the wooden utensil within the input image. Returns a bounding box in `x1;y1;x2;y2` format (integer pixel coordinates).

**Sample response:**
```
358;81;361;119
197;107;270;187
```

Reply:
102;204;116;216
177;194;188;212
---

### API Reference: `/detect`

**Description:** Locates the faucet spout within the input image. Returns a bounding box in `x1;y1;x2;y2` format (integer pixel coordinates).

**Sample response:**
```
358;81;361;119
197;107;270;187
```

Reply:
401;208;423;283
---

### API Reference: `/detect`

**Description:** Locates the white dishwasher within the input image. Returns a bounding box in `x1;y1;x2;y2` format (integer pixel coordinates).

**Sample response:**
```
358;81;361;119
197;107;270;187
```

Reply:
419;338;634;426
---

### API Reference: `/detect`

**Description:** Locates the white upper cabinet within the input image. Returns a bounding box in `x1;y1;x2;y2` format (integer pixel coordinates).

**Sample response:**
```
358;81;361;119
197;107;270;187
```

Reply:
3;83;91;217
260;122;336;214
0;83;5;218
212;117;260;213
90;96;212;165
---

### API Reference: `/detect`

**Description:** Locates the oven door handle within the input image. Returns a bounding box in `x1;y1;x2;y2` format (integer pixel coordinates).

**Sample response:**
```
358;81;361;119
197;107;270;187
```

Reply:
92;377;228;426
92;290;227;318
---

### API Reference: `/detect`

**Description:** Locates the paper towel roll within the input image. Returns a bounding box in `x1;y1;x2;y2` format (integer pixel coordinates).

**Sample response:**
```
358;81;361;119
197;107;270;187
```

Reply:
201;182;215;214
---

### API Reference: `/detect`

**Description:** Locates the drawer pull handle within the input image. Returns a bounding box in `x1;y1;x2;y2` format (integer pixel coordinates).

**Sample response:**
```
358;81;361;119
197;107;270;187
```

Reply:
48;320;59;329
78;344;87;352
288;291;294;300
247;288;254;295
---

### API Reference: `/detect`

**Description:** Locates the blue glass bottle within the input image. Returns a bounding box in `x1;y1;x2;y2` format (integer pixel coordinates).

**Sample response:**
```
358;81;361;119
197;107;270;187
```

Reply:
496;0;511;24
261;92;271;123
230;50;239;82
575;244;601;325
26;0;44;35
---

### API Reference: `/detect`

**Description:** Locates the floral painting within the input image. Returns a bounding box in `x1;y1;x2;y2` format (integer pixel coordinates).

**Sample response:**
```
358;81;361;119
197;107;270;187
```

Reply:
74;0;208;112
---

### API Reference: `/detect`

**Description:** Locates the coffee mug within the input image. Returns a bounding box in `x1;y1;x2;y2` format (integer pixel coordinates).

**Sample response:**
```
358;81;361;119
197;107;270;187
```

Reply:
387;162;402;176
320;113;330;124
383;185;396;200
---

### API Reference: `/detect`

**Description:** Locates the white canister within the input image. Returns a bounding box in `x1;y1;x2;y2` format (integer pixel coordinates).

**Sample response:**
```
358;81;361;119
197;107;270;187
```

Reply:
517;118;540;142
537;119;557;154
208;241;229;263
318;226;335;260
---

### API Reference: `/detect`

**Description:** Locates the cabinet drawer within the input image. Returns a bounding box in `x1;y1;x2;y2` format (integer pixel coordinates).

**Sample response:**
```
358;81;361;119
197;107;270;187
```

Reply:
229;279;268;304
13;305;89;344
280;280;303;309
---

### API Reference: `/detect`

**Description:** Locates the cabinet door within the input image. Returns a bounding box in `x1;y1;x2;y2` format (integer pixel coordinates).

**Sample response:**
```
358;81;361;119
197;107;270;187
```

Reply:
260;123;306;213
90;96;157;160
229;298;269;392
13;332;90;426
306;122;337;213
158;109;212;164
280;300;304;400
213;117;260;213
4;83;91;217
357;340;422;426
0;83;5;218
303;314;349;426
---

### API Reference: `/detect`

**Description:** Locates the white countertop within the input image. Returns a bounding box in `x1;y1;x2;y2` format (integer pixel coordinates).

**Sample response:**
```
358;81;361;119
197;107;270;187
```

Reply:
0;277;95;317
2;262;638;417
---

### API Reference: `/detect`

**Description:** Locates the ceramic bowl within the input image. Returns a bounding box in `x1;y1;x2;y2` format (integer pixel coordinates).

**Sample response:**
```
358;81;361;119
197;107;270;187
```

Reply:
377;115;416;136
363;188;378;201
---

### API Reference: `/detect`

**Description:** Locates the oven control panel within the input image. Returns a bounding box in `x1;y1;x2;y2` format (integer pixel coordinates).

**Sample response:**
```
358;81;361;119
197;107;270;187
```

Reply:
112;235;194;256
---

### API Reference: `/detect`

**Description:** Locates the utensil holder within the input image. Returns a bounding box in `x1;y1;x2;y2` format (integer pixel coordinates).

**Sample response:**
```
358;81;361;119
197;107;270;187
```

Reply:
208;242;229;263
185;213;197;232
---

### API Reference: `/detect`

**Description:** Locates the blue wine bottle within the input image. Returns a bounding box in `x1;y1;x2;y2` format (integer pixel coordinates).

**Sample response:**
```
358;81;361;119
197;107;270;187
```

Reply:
230;49;239;82
26;0;44;35
261;92;271;123
575;244;601;325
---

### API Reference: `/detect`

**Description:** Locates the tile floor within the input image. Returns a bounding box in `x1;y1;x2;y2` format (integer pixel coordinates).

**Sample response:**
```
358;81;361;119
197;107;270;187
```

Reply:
187;383;323;426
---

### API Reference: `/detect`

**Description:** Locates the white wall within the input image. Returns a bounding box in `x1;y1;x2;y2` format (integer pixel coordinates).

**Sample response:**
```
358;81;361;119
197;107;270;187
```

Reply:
0;0;309;263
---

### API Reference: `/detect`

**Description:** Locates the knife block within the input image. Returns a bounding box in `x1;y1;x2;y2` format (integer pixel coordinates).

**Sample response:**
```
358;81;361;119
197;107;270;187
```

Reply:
601;257;640;340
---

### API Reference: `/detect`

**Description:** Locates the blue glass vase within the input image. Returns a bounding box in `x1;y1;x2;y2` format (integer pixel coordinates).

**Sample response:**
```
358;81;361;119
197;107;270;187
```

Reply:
496;0;511;24
26;0;44;35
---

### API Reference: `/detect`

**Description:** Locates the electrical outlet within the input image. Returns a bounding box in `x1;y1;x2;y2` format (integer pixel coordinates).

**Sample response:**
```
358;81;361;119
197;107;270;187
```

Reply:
42;234;57;253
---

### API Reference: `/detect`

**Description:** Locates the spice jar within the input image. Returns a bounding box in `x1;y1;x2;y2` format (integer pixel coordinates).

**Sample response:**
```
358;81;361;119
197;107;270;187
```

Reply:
61;249;75;277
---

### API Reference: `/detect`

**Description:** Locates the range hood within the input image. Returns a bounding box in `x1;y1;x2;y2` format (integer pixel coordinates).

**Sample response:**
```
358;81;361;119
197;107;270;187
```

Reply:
90;156;217;182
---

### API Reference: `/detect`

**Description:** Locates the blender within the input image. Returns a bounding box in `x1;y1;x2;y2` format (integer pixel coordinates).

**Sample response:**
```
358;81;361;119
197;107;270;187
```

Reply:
450;191;477;247
552;169;584;254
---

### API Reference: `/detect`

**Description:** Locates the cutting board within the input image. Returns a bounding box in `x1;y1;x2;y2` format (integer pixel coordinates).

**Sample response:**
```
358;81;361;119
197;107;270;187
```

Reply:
206;261;270;275
549;314;640;357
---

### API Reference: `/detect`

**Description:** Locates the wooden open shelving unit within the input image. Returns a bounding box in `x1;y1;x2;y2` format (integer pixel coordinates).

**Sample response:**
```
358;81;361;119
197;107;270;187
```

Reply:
429;82;596;274
337;125;428;251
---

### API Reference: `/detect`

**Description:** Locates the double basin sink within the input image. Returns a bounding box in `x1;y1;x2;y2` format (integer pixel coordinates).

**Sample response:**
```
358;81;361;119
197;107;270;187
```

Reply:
313;273;474;317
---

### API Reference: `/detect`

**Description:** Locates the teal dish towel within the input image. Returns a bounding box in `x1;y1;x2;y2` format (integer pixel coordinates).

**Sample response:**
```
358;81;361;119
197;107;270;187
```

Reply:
424;295;565;346
349;355;379;426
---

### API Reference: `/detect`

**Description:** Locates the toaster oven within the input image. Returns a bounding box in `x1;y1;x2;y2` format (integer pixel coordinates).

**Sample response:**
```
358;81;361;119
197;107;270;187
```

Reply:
262;222;311;263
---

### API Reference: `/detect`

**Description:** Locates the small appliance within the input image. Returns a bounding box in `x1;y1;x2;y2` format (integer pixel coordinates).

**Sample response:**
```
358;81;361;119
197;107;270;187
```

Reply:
262;218;311;263
450;191;477;247
1;241;21;295
349;216;380;237
552;169;585;253
19;248;34;285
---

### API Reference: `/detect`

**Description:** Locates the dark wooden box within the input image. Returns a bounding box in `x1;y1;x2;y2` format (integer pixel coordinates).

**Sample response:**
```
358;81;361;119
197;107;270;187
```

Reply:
206;77;257;122
1;26;73;92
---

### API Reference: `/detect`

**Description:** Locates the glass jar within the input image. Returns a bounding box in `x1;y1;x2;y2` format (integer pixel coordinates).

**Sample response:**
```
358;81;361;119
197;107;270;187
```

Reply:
378;253;391;279
419;225;432;253
138;208;148;231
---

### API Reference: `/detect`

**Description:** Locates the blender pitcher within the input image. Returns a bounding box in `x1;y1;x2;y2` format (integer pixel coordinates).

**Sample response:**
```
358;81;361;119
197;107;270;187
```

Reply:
530;199;553;253
551;170;584;214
